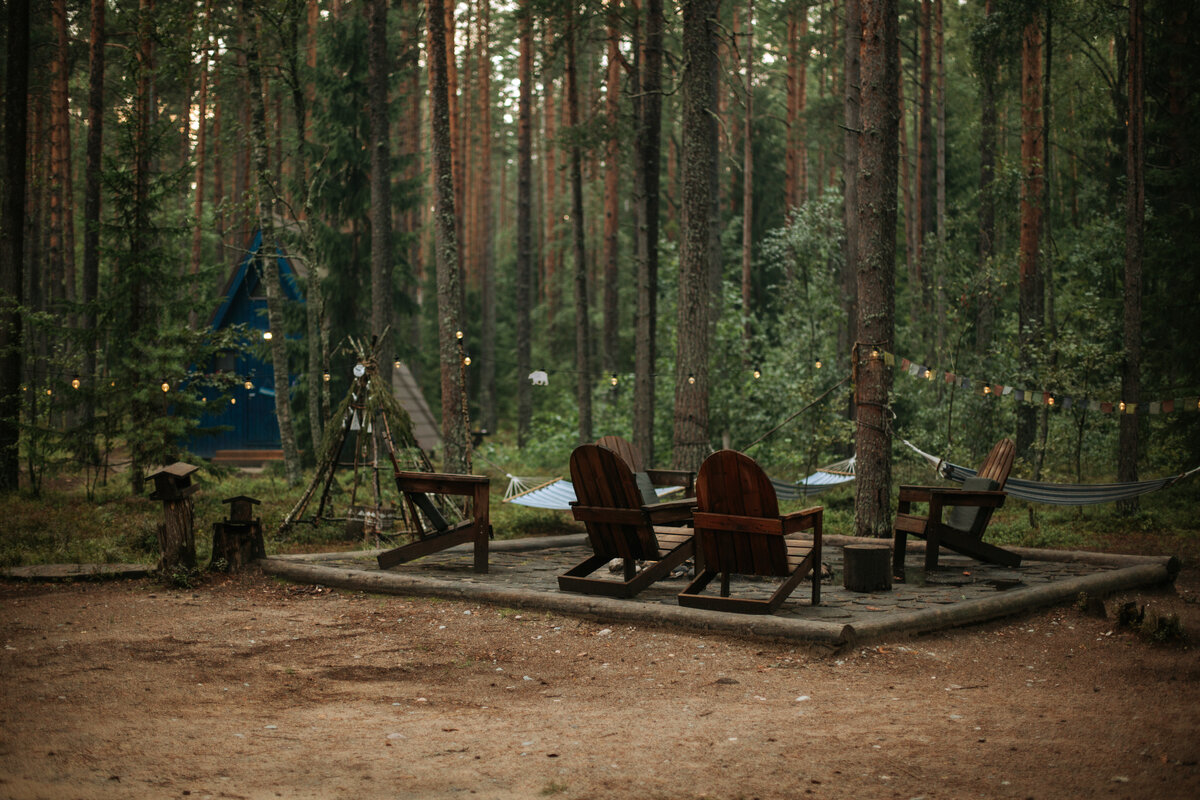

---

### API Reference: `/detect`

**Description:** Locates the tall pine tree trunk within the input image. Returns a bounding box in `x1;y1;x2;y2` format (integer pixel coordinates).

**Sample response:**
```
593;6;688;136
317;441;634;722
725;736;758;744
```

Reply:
244;0;301;487
740;0;754;341
602;6;621;378
516;0;534;449
80;0;105;464
478;1;497;435
854;0;898;539
915;0;933;317
565;11;592;444
0;0;30;491
673;0;720;472
189;0;211;330
633;0;664;468
1017;14;1044;461
427;0;470;473
1118;0;1144;513
367;0;394;385
842;0;861;368
976;0;997;352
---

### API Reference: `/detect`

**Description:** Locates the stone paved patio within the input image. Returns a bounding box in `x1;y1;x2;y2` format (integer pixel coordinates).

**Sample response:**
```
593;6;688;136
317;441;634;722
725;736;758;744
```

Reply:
259;533;1178;647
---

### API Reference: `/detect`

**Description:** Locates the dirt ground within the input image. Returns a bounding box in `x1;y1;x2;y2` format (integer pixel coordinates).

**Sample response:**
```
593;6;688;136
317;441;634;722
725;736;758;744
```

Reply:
1;569;1198;800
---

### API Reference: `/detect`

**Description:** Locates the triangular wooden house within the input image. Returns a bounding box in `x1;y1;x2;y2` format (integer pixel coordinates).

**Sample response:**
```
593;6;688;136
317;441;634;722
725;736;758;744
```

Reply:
185;230;304;466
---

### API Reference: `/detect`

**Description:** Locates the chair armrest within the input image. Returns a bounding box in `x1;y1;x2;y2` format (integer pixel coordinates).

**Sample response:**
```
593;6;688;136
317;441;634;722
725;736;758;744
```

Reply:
898;485;937;504
927;488;1007;508
643;498;695;525
780;506;822;535
395;470;489;496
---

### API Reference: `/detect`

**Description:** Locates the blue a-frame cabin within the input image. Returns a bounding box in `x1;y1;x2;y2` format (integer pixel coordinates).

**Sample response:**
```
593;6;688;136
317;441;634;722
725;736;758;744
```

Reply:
185;231;304;463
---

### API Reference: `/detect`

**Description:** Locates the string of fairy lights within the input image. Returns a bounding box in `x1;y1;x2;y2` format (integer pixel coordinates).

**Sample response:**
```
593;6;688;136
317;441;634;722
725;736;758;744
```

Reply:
18;332;1199;418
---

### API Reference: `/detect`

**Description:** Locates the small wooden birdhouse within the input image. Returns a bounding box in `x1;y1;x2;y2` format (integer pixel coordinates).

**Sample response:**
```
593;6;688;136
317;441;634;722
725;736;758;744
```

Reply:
147;462;200;502
222;495;261;524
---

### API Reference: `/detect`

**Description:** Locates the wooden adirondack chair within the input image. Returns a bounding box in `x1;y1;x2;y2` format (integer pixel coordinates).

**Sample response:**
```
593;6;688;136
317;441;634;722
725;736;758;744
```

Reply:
377;471;492;573
892;438;1021;580
677;450;822;614
595;435;695;502
558;444;696;598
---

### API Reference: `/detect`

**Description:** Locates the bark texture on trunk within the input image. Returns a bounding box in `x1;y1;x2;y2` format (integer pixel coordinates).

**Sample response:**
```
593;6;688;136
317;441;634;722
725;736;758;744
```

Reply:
842;0;861;365
566;12;592;444
478;2;497;435
1118;0;1144;512
367;0;394;386
672;0;721;472
854;0;898;539
515;0;534;449
740;0;754;340
245;1;302;487
976;0;997;351
1017;15;1044;461
634;0;664;468
602;6;621;377
0;0;30;490
427;0;470;474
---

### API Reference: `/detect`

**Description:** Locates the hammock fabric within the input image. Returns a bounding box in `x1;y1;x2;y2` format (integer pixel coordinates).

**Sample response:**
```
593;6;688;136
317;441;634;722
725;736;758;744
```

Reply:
503;477;683;511
902;440;1199;506
772;457;856;501
505;457;856;510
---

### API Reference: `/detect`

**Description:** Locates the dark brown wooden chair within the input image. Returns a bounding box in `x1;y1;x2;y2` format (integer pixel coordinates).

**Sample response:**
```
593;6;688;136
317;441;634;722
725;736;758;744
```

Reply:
677;450;822;614
558;443;695;598
595;434;695;502
377;471;492;573
892;437;1020;580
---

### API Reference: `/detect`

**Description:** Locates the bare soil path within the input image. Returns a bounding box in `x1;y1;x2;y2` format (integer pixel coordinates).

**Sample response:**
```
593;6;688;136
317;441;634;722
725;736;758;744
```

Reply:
2;571;1198;800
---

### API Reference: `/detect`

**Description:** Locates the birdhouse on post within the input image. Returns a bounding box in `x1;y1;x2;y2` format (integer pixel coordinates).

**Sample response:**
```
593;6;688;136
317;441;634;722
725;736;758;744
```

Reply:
146;462;200;573
210;495;266;572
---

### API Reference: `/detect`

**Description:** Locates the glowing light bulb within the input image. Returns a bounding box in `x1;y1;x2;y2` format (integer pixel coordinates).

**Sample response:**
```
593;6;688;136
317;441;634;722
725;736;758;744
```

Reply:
455;330;464;340
687;374;696;385
463;356;472;366
1048;396;1055;406
161;380;170;393
924;368;933;380
393;356;401;370
244;379;253;390
323;370;331;383
753;367;761;380
262;330;273;340
983;385;992;395
1119;401;1126;412
231;397;237;405
814;358;823;369
71;376;80;390
610;374;618;387
870;348;880;360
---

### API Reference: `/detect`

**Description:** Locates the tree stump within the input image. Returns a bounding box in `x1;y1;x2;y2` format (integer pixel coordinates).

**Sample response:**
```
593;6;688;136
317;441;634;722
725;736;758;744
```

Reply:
209;496;266;572
843;543;892;592
148;463;201;573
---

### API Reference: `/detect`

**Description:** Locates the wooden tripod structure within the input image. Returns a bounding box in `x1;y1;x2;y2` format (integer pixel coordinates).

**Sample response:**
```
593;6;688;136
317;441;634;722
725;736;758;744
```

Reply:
279;337;449;538
279;337;491;572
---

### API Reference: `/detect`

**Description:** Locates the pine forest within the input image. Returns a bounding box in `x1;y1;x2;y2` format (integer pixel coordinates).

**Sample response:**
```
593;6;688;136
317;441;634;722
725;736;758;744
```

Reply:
1;0;1198;522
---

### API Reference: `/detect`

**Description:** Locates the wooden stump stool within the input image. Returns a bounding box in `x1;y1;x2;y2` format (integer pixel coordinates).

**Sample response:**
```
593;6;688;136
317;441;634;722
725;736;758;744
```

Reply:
843;543;893;593
210;495;266;572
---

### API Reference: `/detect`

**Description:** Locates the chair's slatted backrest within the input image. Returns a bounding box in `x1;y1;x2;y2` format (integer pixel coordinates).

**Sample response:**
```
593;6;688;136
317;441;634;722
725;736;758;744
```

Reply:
595;435;643;473
978;438;1016;488
569;444;659;561
695;450;789;577
596;435;663;506
946;438;1016;538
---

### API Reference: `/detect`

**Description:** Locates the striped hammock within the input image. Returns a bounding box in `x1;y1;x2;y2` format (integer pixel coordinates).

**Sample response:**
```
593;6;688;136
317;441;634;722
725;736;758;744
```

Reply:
503;457;856;510
902;440;1199;506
